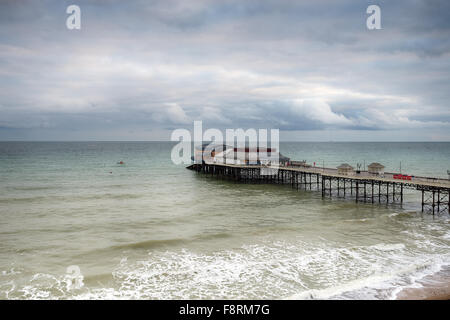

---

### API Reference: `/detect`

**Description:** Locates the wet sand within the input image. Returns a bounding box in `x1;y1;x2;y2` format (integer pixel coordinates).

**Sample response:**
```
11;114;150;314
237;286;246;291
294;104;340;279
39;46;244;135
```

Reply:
397;267;450;300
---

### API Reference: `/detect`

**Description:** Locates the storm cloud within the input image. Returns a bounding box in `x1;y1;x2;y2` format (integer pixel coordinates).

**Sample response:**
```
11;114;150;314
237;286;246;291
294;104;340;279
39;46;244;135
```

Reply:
0;0;449;140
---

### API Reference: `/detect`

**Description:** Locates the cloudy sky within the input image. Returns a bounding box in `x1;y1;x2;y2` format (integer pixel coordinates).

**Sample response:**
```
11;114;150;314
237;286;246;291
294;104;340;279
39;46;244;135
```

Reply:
0;0;449;141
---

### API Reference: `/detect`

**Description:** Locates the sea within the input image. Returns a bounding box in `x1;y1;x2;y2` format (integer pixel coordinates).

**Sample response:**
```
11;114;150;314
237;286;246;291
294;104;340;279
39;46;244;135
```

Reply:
0;142;449;299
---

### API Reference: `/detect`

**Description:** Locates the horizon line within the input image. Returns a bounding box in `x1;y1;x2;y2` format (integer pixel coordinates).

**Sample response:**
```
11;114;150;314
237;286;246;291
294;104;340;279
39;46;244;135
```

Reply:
1;140;449;143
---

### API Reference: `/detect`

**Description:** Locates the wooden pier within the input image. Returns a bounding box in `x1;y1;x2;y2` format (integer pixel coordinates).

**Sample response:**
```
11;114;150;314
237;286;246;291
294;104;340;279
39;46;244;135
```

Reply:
187;162;450;215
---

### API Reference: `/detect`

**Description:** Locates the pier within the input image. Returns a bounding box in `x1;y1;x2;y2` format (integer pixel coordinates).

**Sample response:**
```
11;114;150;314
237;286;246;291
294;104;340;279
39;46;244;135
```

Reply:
187;163;450;215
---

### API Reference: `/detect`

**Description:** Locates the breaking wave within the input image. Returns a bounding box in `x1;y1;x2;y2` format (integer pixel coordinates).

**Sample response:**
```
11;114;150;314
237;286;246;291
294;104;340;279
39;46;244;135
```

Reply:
3;238;449;300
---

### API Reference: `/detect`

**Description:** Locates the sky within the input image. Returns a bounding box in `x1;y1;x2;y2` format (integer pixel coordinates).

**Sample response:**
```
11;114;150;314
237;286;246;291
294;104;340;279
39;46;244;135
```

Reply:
0;0;449;141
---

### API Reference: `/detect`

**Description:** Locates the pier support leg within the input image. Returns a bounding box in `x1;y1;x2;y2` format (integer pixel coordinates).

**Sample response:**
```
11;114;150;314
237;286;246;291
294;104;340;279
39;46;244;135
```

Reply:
371;181;374;204
343;179;346;198
386;183;389;204
432;191;436;215
437;190;440;213
379;182;381;203
321;176;325;197
364;182;367;202
421;190;424;212
329;177;332;197
400;184;403;204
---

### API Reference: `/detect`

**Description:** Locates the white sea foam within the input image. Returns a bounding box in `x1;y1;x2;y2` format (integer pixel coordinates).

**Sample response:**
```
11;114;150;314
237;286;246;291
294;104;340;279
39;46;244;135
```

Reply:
369;243;405;251
3;237;449;300
287;258;444;300
343;218;370;222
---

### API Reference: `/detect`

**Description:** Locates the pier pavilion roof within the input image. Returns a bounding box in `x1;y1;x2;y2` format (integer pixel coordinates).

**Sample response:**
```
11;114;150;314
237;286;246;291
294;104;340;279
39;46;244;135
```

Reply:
337;163;354;169
368;162;385;169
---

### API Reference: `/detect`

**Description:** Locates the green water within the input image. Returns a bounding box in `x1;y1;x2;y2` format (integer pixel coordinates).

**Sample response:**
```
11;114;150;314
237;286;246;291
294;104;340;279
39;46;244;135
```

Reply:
0;142;449;299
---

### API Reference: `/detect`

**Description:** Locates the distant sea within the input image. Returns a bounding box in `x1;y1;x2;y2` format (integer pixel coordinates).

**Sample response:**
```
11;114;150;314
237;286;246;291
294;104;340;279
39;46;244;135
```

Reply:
0;142;449;299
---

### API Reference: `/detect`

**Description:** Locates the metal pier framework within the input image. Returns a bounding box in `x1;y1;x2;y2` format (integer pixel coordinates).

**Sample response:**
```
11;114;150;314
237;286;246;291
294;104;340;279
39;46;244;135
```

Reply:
188;163;450;215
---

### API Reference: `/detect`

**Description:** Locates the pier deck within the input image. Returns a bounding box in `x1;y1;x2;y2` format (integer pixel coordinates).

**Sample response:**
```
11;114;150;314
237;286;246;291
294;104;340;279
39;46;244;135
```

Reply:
187;162;450;215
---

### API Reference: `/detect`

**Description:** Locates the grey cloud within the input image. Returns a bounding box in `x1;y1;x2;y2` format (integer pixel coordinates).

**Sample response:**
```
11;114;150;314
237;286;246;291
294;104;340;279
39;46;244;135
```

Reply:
0;0;449;140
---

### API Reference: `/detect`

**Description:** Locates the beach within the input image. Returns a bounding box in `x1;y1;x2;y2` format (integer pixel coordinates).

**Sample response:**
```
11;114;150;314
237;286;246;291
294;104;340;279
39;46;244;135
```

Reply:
397;267;450;300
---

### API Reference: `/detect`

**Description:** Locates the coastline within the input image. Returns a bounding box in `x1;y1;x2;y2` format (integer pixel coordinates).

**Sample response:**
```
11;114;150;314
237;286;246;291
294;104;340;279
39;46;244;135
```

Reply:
396;267;450;300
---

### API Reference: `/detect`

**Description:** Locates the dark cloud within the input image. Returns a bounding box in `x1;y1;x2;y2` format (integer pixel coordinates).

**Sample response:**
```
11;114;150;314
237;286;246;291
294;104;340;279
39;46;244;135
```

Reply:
0;0;449;141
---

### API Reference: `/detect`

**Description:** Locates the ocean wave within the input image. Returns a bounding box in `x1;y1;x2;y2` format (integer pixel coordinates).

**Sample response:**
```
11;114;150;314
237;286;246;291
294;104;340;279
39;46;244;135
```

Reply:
369;243;406;252
286;259;441;300
342;218;370;222
0;192;145;204
110;238;188;251
3;238;449;300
